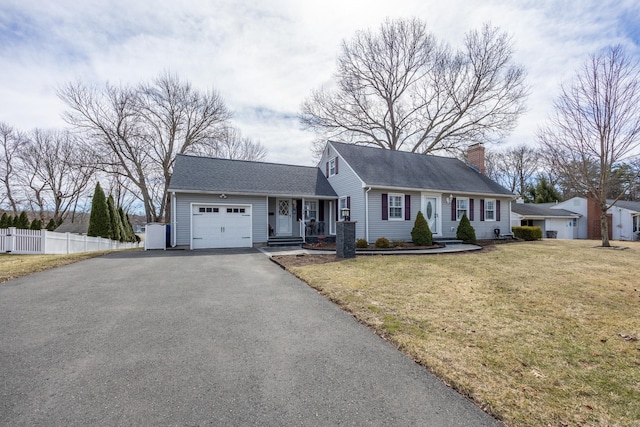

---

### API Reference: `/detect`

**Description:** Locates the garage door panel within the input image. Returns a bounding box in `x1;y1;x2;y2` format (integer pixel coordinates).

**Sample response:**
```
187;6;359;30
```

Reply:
192;205;252;249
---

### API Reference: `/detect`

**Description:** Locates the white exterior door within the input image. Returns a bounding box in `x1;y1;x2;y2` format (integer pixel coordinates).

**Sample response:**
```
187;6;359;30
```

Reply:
423;195;439;234
276;199;292;235
191;204;252;249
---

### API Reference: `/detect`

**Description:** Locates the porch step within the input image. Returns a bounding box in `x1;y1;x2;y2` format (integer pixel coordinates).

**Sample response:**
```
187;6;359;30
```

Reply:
268;236;304;247
433;238;465;246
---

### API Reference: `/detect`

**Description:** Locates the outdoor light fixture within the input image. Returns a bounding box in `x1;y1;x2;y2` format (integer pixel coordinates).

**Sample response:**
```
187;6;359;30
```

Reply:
341;207;351;221
446;194;454;204
219;194;227;199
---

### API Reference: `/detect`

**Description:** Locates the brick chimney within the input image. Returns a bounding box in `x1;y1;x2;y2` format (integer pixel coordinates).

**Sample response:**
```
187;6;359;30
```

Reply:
467;143;485;175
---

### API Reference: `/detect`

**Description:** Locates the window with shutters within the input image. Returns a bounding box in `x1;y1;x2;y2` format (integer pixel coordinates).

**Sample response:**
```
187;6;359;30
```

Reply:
328;158;336;176
388;193;404;220
484;199;496;221
456;198;468;221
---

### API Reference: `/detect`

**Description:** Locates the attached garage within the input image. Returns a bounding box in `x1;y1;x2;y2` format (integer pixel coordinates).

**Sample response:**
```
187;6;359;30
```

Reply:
191;204;252;249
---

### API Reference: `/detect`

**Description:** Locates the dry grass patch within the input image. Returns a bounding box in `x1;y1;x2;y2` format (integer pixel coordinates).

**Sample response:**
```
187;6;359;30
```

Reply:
289;240;640;427
0;251;117;283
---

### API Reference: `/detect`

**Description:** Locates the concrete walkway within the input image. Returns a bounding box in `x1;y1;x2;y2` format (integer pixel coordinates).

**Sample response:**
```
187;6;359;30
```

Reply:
259;243;483;257
0;249;500;426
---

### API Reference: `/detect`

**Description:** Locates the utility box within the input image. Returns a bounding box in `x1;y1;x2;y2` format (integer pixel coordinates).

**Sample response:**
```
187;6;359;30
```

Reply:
145;223;167;250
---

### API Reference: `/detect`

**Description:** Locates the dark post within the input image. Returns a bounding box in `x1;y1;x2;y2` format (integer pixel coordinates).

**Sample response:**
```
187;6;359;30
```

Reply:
336;221;356;259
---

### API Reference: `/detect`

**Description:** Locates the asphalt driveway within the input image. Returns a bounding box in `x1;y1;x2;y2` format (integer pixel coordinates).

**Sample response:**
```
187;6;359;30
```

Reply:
0;249;501;426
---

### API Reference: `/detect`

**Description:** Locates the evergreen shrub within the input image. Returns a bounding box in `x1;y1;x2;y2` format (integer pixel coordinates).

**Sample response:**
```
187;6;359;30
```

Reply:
411;211;433;246
456;213;477;244
512;226;542;241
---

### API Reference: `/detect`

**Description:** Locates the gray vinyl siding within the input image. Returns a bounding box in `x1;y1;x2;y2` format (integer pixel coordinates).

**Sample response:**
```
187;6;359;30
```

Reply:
442;196;513;240
368;190;422;242
321;147;366;238
174;193;268;246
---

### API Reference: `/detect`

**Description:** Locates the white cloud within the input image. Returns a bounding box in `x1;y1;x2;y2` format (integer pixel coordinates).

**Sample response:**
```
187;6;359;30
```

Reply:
1;0;639;164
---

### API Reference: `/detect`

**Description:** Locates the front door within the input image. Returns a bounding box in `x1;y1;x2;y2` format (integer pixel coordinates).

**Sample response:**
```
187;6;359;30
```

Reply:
424;196;438;234
276;199;292;235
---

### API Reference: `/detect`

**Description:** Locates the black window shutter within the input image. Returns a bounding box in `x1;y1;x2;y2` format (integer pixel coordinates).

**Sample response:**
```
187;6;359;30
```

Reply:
469;198;474;221
347;196;350;209
296;199;302;221
335;157;339;175
382;193;388;220
335;199;338;222
405;195;411;220
451;197;457;221
319;200;324;221
325;162;329;178
480;199;485;221
496;200;501;221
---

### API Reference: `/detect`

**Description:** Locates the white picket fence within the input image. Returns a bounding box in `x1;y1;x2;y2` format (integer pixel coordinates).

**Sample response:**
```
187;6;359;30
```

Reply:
0;227;139;255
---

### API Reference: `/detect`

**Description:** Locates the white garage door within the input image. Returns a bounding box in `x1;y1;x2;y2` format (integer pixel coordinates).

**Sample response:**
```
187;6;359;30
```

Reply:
192;204;252;249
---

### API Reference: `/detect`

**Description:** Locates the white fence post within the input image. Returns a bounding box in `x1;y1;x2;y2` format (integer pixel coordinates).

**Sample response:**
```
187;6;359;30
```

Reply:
7;227;16;253
41;230;47;254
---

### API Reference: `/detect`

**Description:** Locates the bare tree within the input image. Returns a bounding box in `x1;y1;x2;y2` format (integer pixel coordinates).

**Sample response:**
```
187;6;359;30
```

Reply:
300;19;528;155
194;126;267;161
59;72;232;222
19;129;95;223
0;122;28;214
487;145;540;196
538;45;640;247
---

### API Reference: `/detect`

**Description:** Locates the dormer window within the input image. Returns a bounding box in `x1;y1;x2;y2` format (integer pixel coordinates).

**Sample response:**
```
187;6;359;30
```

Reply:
328;157;337;176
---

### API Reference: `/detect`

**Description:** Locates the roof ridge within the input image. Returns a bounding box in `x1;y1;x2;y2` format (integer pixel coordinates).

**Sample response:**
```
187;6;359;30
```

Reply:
176;153;317;170
328;140;459;161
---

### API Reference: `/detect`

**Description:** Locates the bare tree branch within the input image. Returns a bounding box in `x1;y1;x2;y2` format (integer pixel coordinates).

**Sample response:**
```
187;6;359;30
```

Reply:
300;19;528;156
538;45;640;247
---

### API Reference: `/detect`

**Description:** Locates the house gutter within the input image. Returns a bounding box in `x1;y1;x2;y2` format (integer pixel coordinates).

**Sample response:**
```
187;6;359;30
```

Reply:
365;186;372;243
171;191;177;247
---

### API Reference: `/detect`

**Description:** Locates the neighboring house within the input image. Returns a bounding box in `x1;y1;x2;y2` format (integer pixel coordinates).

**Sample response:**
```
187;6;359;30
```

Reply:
510;201;581;239
605;200;640;241
168;141;515;249
545;197;640;241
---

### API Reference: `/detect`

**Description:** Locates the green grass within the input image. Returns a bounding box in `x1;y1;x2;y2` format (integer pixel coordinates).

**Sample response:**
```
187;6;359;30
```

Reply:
0;249;139;283
289;240;640;426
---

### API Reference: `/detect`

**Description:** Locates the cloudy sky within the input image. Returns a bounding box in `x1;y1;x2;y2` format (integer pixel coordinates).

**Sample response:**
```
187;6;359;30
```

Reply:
1;0;639;166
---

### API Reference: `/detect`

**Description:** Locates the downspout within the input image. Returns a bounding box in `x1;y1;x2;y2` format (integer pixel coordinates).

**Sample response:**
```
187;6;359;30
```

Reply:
171;191;176;247
365;186;372;243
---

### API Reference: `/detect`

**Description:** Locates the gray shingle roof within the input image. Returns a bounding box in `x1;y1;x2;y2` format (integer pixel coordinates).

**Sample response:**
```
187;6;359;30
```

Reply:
608;199;640;212
329;141;513;196
169;154;337;198
511;203;580;218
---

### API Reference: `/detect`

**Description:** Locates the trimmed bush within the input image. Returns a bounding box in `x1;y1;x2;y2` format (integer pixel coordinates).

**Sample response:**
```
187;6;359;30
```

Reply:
375;237;390;248
512;226;542;241
356;238;369;248
30;219;43;230
456;213;477;244
411;210;433;246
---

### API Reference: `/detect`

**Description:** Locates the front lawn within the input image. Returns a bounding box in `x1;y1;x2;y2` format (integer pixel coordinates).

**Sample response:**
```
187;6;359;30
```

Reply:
288;240;640;426
0;251;119;283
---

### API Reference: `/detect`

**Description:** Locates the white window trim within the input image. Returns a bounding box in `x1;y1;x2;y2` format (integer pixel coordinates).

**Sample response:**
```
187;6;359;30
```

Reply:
388;193;404;221
338;196;348;221
484;199;496;222
329;158;336;177
456;197;469;221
